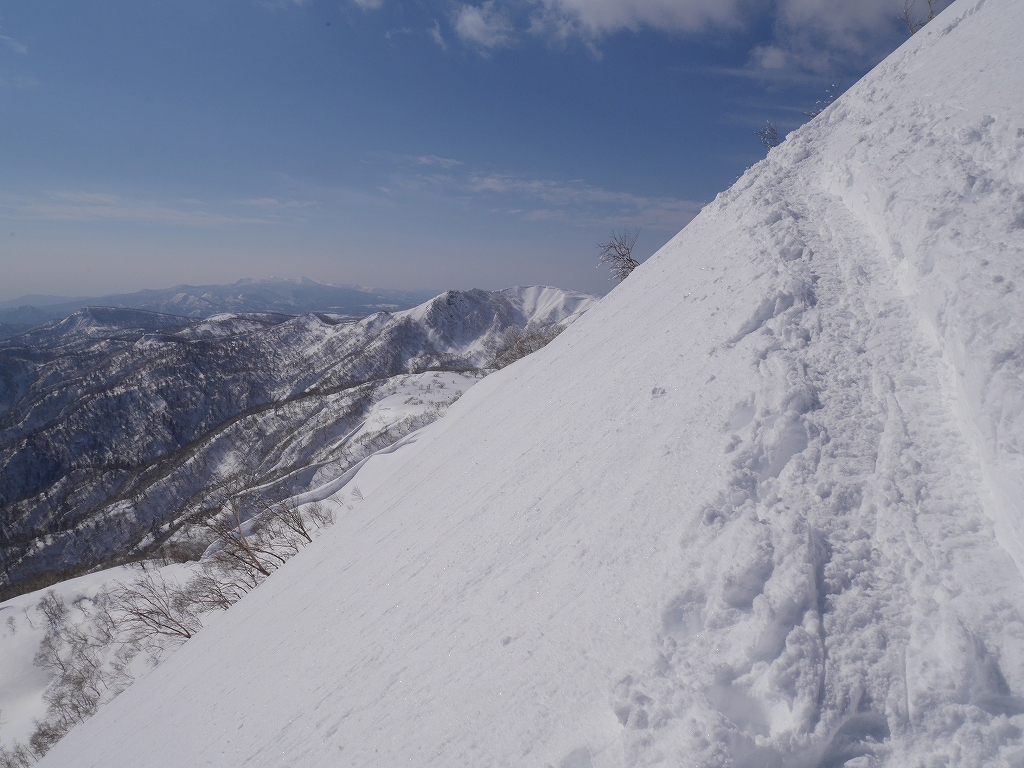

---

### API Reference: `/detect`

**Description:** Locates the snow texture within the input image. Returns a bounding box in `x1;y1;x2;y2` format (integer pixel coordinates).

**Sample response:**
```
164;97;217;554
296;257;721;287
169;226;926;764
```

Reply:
33;0;1024;764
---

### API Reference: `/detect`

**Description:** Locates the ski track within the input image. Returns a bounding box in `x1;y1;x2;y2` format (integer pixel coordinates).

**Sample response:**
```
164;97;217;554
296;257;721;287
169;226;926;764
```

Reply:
615;18;1024;760
624;208;1022;764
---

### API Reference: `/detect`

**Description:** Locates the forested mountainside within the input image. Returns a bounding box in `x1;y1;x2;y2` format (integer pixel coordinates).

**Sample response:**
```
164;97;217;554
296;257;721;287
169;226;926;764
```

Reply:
0;286;593;596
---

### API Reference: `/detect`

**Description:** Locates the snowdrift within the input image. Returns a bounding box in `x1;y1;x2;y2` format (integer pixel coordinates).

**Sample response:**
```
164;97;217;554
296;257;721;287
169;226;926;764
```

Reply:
38;0;1024;765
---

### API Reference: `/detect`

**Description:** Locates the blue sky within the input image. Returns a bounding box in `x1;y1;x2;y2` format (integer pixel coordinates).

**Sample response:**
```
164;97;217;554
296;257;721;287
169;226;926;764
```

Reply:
0;0;919;300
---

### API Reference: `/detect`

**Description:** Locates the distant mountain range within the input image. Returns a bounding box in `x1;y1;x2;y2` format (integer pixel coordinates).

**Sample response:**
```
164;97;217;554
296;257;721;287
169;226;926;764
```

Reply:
0;286;596;597
0;278;438;338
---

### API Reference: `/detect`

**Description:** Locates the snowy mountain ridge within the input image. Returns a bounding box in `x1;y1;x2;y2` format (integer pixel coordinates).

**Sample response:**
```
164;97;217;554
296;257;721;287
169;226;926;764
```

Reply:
0;286;593;597
14;0;1024;764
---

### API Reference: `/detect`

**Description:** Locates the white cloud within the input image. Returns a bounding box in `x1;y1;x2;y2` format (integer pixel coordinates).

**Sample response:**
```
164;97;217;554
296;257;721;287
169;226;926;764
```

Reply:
522;0;931;73
454;2;515;49
353;0;385;8
258;0;314;9
530;0;746;38
375;149;701;228
753;0;923;73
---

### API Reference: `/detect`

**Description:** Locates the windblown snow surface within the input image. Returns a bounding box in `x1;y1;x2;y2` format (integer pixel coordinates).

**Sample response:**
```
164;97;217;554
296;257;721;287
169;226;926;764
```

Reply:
37;1;1024;765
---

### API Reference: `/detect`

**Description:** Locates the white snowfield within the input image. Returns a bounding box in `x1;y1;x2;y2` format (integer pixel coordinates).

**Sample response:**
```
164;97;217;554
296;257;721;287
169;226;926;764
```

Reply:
37;0;1024;765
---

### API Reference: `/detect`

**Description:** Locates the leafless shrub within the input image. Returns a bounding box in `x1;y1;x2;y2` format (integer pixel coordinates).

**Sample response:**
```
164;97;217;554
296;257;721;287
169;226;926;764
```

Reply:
306;501;334;528
0;741;36;767
901;0;938;33
273;499;314;544
756;121;781;150
259;497;332;545
204;499;279;586
181;569;243;611
109;571;203;646
598;229;641;282
188;490;336;605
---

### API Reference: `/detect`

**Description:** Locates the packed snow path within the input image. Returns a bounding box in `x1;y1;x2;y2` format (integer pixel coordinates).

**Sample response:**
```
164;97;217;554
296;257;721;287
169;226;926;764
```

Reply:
37;0;1024;765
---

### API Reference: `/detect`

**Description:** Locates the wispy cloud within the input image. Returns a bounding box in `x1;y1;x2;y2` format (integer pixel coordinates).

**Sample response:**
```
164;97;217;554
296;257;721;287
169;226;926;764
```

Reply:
529;0;746;39
749;0;930;73
429;20;448;50
678;64;828;87
236;197;321;210
542;0;928;72
435;0;928;74
463;172;702;229
266;0;924;73
454;2;515;49
417;154;462;168
377;155;700;230
359;150;463;169
0;34;27;55
3;191;275;226
257;0;312;9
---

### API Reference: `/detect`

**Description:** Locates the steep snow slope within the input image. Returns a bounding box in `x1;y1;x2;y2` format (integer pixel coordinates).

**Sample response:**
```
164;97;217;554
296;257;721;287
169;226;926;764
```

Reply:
38;0;1024;765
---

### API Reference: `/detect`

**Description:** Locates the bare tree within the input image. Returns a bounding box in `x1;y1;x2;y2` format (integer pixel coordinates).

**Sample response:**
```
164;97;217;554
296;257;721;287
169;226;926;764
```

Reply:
306;501;334;529
269;498;314;544
598;229;641;282
109;571;203;646
0;741;36;768
182;570;245;611
756;121;781;150
901;0;938;33
204;495;279;582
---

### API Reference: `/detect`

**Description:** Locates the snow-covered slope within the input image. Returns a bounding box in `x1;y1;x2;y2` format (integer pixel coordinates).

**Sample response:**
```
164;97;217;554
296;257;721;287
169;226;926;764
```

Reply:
0;370;480;752
36;0;1024;765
